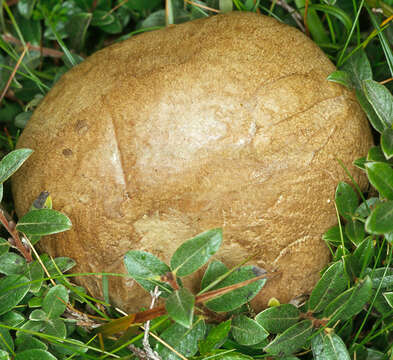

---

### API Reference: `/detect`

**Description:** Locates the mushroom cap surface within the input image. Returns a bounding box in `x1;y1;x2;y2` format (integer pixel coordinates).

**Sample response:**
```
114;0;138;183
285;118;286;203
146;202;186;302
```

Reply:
12;12;373;312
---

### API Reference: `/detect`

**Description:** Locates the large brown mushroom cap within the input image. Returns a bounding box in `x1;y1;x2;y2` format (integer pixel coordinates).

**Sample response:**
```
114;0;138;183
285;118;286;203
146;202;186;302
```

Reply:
12;12;373;312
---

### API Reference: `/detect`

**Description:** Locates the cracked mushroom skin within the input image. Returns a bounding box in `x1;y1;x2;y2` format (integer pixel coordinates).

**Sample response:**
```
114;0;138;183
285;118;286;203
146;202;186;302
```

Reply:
12;12;373;312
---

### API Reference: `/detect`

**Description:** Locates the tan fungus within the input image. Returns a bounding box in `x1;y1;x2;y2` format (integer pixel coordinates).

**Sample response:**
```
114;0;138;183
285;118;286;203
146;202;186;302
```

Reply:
12;12;373;312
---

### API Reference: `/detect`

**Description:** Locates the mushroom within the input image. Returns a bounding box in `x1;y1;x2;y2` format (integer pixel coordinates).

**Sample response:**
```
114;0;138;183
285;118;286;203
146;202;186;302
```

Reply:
12;12;373;312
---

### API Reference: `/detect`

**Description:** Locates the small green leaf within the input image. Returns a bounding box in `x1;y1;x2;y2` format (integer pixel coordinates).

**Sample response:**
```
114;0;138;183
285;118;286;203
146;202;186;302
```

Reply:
365;162;393;200
327;70;352;88
356;89;385;133
343;253;360;279
16;209;72;236
139;10;166;28
0;253;26;275
255;304;300;334
171;228;222;277
0;311;25;327
123;0;161;11
0;238;10;256
373;291;392;314
204;266;266;312
200;260;229;291
43;256;76;276
41;318;66;338
198;319;231;355
353;346;384;360
26;261;44;293
28;297;43;308
322;226;350;247
323;276;373;323
366;267;393;289
383;291;393;307
165;288;195;329
341;49;372;89
345;220;365;245
367;146;391;163
15;334;47;352
0;327;13;353
385;231;393;244
98;14;123;34
333;245;349;262
155;319;206;360
264;320;313;356
29;309;47;321
311;332;350;360
0;275;30;316
14;349;56;360
219;0;233;13
15;13;41;46
66;13;92;52
16;319;44;337
0;349;10;360
308;261;349;313
381;128;393;160
91;10;115;26
355;197;380;218
353;238;374;277
124;250;173;297
363;79;393;129
17;0;37;19
14;112;32;129
231;315;268;346
42;285;68;319
50;339;88;356
0;148;33;184
335;182;358;220
353;156;367;170
365;201;393;234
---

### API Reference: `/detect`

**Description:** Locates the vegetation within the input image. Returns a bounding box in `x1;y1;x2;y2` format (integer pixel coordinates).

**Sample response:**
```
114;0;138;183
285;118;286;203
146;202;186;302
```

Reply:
0;0;393;359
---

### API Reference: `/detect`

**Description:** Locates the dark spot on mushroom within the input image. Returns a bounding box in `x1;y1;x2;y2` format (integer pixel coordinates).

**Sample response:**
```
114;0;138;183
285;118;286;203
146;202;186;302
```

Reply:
74;120;89;135
62;148;73;157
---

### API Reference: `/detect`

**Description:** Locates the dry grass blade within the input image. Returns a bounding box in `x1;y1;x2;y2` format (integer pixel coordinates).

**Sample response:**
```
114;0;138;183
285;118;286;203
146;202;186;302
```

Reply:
380;77;393;85
0;45;27;105
184;0;220;13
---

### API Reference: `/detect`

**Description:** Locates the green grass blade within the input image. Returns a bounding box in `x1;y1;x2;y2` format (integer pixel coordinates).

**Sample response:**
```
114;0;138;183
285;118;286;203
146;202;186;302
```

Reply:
337;0;365;66
365;4;393;77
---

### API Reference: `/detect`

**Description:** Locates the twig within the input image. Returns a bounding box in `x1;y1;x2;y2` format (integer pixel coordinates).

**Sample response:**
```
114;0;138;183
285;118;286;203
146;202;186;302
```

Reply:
142;287;162;360
0;210;32;262
270;0;306;33
0;44;27;105
128;287;162;360
2;34;64;58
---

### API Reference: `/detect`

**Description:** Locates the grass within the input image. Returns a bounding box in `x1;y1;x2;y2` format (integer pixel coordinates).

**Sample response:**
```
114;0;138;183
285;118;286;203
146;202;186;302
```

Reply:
0;0;393;359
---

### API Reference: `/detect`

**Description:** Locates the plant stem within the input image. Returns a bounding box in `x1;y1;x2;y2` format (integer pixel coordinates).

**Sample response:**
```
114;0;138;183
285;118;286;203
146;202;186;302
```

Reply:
0;209;32;262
